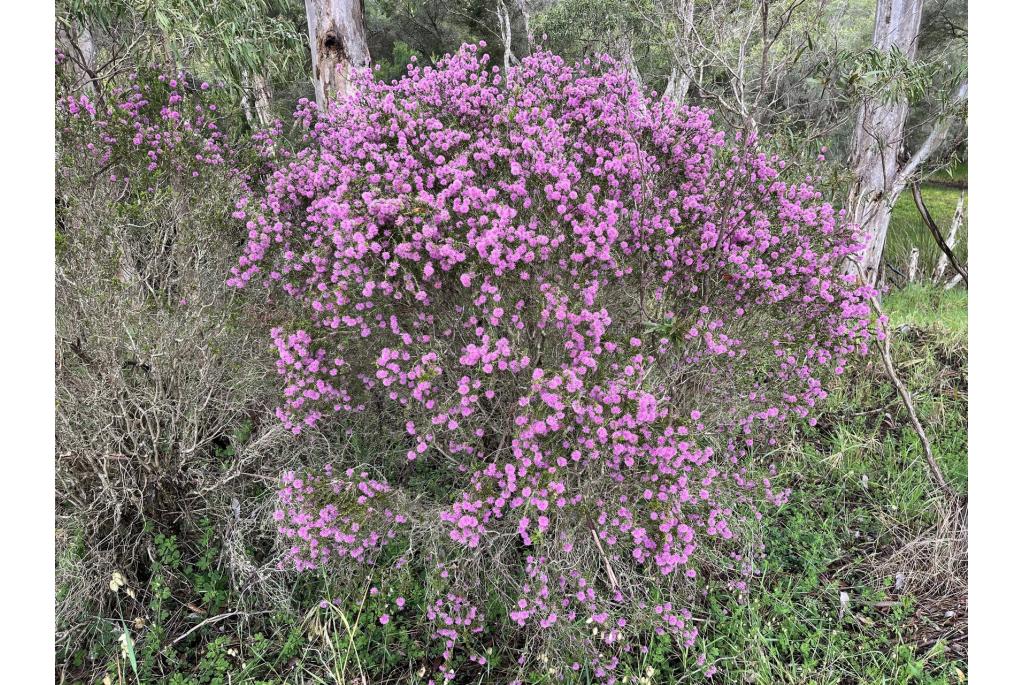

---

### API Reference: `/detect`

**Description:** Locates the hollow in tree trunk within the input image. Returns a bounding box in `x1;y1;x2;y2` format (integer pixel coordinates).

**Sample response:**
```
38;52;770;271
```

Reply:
304;0;371;108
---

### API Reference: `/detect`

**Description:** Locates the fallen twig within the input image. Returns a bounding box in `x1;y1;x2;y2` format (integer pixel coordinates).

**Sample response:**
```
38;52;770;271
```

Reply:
170;609;271;646
589;525;620;592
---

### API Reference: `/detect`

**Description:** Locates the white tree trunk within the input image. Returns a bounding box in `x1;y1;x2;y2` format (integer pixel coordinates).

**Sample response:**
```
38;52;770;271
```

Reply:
614;33;644;95
253;74;274;127
932;191;965;283
515;0;535;47
664;0;695;105
497;0;515;73
242;72;275;128
845;0;924;285
304;0;371;108
241;76;255;126
907;247;919;283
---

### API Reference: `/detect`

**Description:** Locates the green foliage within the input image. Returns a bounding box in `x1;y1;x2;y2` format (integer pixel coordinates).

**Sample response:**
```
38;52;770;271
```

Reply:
836;46;935;105
373;40;423;83
534;0;674;89
365;0;497;69
57;0;308;125
214;419;253;464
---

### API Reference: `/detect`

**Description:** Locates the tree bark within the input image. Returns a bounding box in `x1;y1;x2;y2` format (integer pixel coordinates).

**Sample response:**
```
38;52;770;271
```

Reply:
615;33;644;95
844;0;925;286
497;0;516;73
664;0;696;105
515;0;535;47
907;247;919;283
242;73;275;129
60;22;103;100
252;74;274;127
303;0;371;108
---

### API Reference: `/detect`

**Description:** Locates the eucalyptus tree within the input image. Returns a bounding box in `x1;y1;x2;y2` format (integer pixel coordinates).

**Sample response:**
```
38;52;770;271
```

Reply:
843;0;967;284
56;0;308;128
303;0;371;106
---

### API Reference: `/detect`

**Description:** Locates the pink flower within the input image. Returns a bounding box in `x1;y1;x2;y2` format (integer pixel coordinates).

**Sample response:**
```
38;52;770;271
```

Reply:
226;44;876;675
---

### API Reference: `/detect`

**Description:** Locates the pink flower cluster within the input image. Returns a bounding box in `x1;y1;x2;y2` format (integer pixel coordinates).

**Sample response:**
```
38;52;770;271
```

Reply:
236;44;878;681
427;593;485;681
60;68;230;183
275;465;407;571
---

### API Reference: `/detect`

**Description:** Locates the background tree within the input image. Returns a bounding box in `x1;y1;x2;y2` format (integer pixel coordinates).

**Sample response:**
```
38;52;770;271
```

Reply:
304;0;371;106
843;0;967;284
56;0;309;130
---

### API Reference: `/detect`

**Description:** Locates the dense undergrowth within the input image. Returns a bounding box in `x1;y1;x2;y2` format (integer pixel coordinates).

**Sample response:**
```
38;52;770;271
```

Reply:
56;283;967;684
55;49;966;685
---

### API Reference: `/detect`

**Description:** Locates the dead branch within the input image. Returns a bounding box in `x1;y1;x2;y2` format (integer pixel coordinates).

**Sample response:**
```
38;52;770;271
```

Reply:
854;261;954;496
910;183;967;286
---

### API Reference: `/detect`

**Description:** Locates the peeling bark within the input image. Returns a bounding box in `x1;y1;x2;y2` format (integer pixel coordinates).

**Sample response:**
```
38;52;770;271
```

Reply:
304;0;371;108
845;0;925;285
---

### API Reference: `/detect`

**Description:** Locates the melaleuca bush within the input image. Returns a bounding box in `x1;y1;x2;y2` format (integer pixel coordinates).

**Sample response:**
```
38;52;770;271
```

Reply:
59;68;234;185
231;43;879;683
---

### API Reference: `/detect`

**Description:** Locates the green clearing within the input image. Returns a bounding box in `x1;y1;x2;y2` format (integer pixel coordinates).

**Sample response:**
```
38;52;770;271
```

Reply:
884;168;968;285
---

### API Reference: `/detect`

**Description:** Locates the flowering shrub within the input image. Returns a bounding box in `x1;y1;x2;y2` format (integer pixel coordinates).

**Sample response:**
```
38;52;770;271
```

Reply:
60;69;234;187
275;465;408;570
232;44;878;682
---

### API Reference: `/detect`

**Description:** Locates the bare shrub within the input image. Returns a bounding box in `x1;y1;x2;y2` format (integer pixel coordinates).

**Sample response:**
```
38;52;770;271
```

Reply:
54;73;324;663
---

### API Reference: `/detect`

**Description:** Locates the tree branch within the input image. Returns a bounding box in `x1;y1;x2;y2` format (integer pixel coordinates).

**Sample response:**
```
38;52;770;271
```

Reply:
851;262;954;498
895;78;968;191
910;182;968;286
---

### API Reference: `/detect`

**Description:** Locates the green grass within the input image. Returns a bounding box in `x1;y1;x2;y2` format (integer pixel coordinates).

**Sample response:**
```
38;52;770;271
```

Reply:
885;181;968;285
885;284;967;341
674;284;968;684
